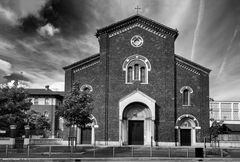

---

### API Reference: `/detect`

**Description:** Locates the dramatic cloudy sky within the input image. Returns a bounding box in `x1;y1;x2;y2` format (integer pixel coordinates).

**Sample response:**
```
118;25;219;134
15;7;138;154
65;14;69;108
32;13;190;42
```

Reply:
0;0;239;100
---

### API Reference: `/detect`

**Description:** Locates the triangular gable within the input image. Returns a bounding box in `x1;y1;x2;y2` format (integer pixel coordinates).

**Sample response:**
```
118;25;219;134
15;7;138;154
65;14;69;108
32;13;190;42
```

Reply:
96;14;178;40
119;89;156;103
119;90;156;120
175;54;211;75
63;53;100;70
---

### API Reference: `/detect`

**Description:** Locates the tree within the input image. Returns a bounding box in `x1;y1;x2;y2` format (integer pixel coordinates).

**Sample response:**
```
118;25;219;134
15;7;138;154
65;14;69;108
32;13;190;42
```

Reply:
209;120;224;147
27;110;51;137
57;81;94;139
0;84;32;137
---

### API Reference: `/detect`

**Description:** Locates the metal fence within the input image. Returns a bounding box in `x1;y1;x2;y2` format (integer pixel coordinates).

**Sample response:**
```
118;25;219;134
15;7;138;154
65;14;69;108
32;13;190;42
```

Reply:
0;145;236;158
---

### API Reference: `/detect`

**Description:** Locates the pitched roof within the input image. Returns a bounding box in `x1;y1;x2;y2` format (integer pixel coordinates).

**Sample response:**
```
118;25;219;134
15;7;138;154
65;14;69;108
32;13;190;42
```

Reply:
63;53;100;70
27;89;65;97
175;54;211;74
96;14;178;39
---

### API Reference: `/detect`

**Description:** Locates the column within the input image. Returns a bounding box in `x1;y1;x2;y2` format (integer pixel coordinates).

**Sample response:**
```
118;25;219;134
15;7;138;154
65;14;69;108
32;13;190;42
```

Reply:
10;125;16;138
119;119;122;146
231;103;234;120
51;98;55;138
192;128;196;145
10;125;16;147
219;102;221;120
24;125;30;146
24;125;30;138
238;103;240;120
151;120;154;146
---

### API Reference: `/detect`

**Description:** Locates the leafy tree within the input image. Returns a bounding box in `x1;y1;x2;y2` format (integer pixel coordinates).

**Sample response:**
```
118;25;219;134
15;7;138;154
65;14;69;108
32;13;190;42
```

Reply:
27;110;51;137
57;81;94;136
209;120;224;147
0;84;32;136
0;82;51;137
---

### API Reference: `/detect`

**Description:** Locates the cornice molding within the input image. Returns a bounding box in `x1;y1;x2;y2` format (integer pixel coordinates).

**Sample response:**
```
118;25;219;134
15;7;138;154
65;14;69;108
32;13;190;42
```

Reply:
96;15;178;39
73;60;100;73
176;62;201;75
109;23;167;38
63;54;100;70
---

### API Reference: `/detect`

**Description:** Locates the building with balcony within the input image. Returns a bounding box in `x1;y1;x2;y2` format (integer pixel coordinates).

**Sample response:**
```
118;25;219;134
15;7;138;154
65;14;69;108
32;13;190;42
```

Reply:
210;101;240;145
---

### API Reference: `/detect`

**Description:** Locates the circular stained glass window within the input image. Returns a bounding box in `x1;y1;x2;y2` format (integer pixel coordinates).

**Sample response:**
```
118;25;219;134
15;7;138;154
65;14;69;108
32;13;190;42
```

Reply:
131;35;143;47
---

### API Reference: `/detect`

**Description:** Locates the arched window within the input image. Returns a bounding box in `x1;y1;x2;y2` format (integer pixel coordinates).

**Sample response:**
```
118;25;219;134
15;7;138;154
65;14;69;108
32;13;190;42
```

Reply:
140;67;145;83
127;67;133;82
80;84;93;92
183;89;189;105
180;86;193;106
134;64;139;80
123;55;151;84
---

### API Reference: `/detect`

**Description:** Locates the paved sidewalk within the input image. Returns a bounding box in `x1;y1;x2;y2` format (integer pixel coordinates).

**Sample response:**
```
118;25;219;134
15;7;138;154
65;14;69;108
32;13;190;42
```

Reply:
1;157;240;162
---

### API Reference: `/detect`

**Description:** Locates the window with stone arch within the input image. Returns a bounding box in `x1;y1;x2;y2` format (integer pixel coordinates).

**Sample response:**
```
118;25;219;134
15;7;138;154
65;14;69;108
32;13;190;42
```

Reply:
180;86;193;106
123;55;151;84
80;84;93;93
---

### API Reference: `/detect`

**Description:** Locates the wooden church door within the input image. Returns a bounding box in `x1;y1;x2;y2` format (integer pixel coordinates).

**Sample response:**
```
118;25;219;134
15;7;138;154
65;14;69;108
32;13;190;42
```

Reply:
80;127;92;144
180;129;191;146
128;120;144;145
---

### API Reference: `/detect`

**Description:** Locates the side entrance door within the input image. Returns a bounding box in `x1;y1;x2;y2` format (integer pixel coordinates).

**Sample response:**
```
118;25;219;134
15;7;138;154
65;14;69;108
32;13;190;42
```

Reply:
128;120;144;145
180;129;191;146
80;127;92;144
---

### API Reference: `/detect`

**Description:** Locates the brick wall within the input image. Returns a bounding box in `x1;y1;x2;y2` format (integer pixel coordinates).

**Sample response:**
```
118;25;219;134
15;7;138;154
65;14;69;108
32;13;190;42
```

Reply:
65;21;209;144
176;64;209;142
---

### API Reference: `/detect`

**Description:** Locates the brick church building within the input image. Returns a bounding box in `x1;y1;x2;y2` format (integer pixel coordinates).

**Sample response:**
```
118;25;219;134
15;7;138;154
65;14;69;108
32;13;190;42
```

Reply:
63;15;211;146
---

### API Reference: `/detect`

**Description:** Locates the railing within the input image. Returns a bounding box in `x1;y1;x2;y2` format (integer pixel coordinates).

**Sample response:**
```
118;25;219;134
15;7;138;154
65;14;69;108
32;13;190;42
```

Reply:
0;145;239;158
219;134;240;141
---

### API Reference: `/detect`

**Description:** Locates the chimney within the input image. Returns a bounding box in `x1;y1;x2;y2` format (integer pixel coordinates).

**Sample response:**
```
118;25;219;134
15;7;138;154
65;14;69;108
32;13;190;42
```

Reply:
45;85;50;90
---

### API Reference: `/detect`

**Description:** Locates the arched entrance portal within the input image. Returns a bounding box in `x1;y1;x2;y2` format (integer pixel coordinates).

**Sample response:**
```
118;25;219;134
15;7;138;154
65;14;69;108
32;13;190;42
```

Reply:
175;114;200;146
119;90;156;146
77;115;98;145
122;102;152;145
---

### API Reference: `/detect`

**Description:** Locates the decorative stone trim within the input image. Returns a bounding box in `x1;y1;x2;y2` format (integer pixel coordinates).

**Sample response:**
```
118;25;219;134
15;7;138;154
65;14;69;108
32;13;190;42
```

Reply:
180;86;193;94
123;54;151;84
109;23;167;39
80;84;93;92
176;62;200;75
73;61;100;73
176;114;200;128
123;54;151;70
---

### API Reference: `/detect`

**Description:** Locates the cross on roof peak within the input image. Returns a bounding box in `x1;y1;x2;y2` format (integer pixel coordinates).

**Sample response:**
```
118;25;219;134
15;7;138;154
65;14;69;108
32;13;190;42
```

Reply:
134;5;141;14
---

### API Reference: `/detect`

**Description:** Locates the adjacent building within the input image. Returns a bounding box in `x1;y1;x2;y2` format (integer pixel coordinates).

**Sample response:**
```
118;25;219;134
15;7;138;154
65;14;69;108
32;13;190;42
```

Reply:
210;101;240;142
27;86;64;138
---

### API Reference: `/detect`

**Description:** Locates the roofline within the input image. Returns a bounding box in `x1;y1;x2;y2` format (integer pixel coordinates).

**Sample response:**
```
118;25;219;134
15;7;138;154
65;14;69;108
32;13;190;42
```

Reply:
96;14;178;39
63;53;100;70
29;93;64;97
175;54;211;74
210;101;240;103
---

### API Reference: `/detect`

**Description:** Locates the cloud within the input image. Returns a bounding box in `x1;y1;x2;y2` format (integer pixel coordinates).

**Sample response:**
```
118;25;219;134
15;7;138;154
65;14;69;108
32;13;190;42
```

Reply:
217;27;240;78
0;39;15;50
18;0;114;38
50;81;64;91
0;59;11;73
3;72;31;82
191;0;205;61
0;3;18;25
38;23;60;37
0;0;240;101
18;0;47;17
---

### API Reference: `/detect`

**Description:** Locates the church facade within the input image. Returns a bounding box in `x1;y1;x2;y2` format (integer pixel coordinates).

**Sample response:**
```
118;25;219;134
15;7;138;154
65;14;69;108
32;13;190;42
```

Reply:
63;15;211;146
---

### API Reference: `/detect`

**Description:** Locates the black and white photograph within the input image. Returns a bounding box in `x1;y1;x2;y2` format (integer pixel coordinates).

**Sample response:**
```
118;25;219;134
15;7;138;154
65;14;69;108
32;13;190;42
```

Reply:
0;0;240;161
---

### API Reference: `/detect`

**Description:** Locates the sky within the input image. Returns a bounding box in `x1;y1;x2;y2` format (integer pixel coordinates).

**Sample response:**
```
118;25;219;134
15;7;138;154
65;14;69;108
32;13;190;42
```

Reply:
0;0;239;101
